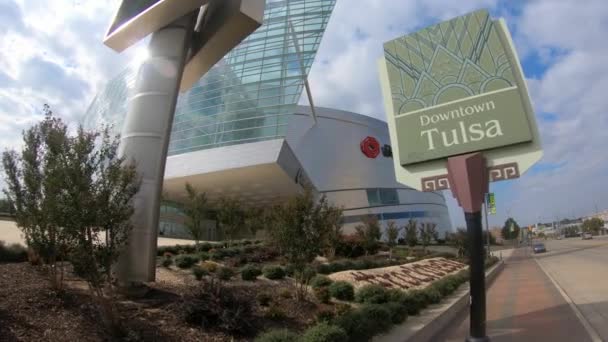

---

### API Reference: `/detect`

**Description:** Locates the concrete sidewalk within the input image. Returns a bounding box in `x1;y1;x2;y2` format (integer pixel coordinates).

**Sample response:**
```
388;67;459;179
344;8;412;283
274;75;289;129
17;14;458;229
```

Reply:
436;247;592;341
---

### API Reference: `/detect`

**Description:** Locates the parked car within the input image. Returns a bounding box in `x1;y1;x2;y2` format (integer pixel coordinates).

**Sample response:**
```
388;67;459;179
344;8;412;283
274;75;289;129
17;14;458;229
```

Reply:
582;233;593;240
533;243;546;253
556;236;563;240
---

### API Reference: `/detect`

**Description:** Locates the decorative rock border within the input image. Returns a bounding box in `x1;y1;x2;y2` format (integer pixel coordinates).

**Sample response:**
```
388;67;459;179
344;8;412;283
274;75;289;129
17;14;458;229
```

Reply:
328;258;467;290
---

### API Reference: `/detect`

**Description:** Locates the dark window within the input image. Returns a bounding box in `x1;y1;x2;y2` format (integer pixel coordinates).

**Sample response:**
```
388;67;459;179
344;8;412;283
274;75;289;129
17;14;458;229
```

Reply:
379;189;399;205
366;188;399;206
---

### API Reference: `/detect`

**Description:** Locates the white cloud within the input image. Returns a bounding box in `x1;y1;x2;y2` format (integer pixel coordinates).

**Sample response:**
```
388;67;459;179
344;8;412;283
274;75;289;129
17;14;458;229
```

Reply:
1;0;606;230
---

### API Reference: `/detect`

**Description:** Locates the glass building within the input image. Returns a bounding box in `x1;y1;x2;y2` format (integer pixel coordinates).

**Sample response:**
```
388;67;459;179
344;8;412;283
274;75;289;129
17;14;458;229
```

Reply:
86;0;454;240
86;0;336;154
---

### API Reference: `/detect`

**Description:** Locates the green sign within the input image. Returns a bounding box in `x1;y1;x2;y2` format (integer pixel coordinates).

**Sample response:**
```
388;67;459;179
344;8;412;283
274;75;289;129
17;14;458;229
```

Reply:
486;193;496;215
396;87;532;165
382;9;536;166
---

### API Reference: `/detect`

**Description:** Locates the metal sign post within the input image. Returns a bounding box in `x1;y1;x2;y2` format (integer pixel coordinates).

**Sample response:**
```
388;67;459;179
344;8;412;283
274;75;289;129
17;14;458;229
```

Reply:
447;153;489;341
378;9;544;342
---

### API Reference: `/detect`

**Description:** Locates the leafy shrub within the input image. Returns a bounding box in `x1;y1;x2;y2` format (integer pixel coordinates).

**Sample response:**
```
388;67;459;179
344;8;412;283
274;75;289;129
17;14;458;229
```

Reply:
432;277;459;296
316;263;332;275
310;275;333;289
217;267;234;281
359;304;392;333
334;304;391;342
192;265;208;280
355;284;389;304
158;244;198;256
301;322;348;342
328;281;354;301
422;286;442;304
333;310;369;341
199;243;215;252
201;261;218;273
353;259;375;270
314;287;331;304
175;254;199;269
161;257;173;268
399;290;428;315
256;292;272;306
334;303;352;316
198;252;210;261
183;280;253;335
255;329;299;342
385;302;408;324
335;238;366;258
429;252;455;259
241;265;262;281
263;266;285;280
0;241;27;263
316;308;335;323
264;305;286;320
387;288;407;303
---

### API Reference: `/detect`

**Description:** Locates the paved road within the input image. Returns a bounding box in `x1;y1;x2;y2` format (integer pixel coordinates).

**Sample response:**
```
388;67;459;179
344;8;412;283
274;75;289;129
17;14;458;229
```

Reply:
437;247;592;341
535;236;608;340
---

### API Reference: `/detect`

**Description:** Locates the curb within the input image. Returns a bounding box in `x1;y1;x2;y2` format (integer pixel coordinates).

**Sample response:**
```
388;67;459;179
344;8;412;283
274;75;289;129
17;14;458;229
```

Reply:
374;260;505;342
533;257;602;342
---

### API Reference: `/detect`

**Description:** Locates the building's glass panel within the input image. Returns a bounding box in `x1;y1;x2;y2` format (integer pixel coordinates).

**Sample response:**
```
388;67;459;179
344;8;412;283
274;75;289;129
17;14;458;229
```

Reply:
379;189;399;205
366;189;381;206
85;0;336;155
367;188;400;206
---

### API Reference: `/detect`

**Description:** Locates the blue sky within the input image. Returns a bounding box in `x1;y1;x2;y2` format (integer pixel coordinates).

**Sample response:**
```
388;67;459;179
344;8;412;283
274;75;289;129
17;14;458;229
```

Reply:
0;0;607;229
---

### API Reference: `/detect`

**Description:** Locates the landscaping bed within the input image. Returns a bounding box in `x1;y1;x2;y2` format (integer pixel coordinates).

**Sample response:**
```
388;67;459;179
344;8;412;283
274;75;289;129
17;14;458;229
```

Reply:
328;257;466;290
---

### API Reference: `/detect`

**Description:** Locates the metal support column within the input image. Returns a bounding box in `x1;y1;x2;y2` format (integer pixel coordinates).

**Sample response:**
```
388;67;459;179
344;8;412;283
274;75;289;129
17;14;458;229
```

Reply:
115;14;196;284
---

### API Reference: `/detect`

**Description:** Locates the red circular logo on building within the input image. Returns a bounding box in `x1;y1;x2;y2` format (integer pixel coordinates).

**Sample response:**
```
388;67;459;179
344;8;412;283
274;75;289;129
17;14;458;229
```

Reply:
360;136;380;158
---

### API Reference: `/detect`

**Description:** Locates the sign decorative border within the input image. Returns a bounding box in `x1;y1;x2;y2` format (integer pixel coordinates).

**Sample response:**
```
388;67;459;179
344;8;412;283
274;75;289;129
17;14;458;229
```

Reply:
420;162;520;191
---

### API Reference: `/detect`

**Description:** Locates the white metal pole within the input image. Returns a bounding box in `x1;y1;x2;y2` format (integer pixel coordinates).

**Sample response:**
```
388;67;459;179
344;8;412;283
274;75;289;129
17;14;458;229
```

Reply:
115;14;196;285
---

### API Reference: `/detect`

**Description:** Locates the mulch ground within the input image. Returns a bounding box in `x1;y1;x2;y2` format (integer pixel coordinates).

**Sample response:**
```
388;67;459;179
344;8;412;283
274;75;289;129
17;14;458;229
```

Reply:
0;263;324;342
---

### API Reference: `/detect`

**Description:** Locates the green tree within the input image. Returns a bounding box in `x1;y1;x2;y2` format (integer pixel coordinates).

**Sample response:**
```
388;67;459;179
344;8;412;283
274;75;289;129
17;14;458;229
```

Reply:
451;228;469;258
216;197;245;245
320;203;344;260
355;214;382;255
582;218;603;235
61;126;139;334
501;218;521;240
243;207;267;238
3;109;140;335
2;108;72;289
385;220;401;259
404;219;418;248
0;198;14;215
183;183;208;251
266;189;330;300
419;222;437;253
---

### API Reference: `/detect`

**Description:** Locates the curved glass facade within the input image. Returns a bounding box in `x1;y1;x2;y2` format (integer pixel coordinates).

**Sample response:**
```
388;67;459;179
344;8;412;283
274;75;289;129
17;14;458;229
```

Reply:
85;0;336;155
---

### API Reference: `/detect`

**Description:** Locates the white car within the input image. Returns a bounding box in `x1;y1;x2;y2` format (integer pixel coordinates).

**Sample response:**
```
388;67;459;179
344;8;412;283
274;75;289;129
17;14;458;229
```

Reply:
582;233;593;240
